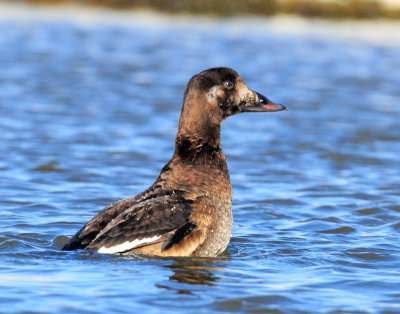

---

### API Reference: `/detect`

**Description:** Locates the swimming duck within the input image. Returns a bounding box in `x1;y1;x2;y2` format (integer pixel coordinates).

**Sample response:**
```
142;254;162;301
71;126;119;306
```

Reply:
62;67;287;257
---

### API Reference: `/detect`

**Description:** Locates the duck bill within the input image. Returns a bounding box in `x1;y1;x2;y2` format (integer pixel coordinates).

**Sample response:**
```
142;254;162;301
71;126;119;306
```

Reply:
239;91;287;113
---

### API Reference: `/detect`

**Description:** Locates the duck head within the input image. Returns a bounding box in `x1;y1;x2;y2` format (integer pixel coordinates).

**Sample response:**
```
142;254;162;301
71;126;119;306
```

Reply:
178;67;286;136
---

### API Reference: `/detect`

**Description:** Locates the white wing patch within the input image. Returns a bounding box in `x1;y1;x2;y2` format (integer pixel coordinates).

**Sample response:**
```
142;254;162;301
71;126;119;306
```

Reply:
97;235;162;254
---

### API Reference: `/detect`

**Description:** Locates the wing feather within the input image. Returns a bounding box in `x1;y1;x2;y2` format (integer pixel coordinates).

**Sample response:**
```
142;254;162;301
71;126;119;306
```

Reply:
86;192;194;253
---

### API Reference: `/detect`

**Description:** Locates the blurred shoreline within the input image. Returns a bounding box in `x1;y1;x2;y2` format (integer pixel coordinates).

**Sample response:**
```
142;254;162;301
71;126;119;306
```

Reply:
1;1;400;47
2;0;400;19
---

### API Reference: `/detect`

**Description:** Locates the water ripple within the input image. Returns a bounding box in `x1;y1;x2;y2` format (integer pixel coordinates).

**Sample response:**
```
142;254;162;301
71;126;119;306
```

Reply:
1;6;400;313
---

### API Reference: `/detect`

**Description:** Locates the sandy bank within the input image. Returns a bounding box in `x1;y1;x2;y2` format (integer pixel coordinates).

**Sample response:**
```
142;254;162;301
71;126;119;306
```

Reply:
1;2;400;46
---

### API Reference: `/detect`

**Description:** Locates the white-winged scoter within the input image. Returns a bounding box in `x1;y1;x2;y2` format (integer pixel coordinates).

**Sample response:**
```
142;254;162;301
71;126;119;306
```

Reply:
63;67;287;257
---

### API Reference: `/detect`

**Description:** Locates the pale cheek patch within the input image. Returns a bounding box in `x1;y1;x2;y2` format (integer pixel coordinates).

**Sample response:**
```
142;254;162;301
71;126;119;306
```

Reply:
237;83;253;102
97;235;162;254
207;86;224;102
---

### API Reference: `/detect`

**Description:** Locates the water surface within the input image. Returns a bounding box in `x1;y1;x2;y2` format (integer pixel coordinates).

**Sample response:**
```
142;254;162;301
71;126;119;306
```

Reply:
1;5;400;313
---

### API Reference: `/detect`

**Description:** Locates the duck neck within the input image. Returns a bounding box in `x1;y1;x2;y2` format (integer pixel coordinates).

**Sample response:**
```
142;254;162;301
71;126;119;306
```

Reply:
175;116;222;163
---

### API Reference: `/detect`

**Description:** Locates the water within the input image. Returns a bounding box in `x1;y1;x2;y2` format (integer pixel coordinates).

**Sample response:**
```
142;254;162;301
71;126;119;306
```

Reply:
1;4;400;313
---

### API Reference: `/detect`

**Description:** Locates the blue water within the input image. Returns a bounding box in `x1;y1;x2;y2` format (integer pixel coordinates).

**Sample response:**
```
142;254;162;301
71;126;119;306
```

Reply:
1;7;400;313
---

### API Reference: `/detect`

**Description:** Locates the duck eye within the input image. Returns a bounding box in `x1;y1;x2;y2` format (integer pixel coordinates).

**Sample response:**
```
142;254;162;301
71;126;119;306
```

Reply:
224;80;234;89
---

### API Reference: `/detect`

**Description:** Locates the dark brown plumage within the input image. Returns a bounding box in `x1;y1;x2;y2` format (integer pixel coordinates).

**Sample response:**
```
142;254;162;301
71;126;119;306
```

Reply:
62;67;287;257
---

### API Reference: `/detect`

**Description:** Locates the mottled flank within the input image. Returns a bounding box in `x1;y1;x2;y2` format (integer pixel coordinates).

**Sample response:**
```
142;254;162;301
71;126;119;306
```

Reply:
62;67;286;257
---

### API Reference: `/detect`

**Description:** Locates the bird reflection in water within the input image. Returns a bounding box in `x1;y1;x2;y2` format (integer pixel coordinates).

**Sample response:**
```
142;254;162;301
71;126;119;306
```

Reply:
157;255;230;291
